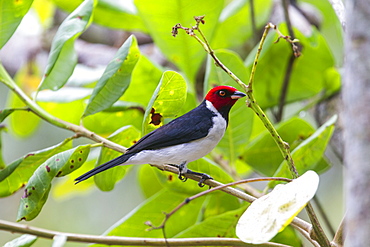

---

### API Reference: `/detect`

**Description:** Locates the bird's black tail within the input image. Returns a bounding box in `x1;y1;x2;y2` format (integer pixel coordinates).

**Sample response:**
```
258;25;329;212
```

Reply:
74;153;134;184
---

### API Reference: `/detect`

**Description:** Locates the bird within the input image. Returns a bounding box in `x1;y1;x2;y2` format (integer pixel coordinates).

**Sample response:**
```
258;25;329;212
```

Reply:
75;85;246;186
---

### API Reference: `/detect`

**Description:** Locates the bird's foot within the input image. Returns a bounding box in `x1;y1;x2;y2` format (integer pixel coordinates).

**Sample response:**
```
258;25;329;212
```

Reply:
185;170;213;187
169;163;213;187
168;164;188;182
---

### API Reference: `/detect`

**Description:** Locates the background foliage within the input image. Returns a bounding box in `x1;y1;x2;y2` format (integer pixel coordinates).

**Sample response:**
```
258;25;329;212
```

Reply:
0;0;343;246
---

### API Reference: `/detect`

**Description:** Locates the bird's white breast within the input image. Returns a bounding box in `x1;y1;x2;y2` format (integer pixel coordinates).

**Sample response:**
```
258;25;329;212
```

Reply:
126;101;227;166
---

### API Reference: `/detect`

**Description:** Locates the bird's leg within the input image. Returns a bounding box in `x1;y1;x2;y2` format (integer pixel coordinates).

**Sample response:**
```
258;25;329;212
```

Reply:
168;163;187;182
168;163;213;187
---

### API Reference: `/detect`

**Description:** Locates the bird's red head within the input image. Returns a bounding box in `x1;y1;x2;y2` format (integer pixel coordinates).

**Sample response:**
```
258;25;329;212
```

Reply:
205;86;246;111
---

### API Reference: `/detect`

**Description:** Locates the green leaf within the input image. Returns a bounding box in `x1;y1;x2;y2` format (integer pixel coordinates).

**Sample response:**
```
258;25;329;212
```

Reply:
0;139;72;197
175;206;247;238
36;88;93;103
271;115;337;182
204;49;254;162
135;0;224;81
245;26;336;109
121;55;163;107
0;108;15;122
93;189;206;245
301;0;344;66
83;35;141;117
17;145;90;221
93;0;147;31
52;0;147;32
0;0;34;49
212;0;273;49
39;99;86;125
241;117;315;177
4;234;38;247
94;125;141;191
38;0;95;91
52;158;97;199
82;108;143;136
201;192;241;220
138;164;165;198
6;62;41;138
142;71;187;135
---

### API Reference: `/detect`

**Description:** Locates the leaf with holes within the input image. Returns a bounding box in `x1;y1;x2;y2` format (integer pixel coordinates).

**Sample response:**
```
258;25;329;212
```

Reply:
83;35;140;117
17;145;90;221
37;0;95;92
0;139;72;197
142;71;187;135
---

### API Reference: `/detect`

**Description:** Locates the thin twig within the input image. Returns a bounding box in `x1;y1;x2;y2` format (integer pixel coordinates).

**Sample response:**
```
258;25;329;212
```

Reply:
332;215;344;247
0;219;291;247
148;177;292;231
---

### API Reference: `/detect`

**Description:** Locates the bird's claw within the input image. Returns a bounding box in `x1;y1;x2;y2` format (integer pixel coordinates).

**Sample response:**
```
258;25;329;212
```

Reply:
178;174;187;182
197;174;213;187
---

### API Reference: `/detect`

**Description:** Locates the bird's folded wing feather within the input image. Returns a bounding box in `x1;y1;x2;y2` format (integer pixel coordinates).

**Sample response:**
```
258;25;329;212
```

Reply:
127;102;215;153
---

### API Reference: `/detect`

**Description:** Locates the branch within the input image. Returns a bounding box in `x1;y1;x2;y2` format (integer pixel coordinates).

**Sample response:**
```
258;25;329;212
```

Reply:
0;219;291;247
172;17;331;247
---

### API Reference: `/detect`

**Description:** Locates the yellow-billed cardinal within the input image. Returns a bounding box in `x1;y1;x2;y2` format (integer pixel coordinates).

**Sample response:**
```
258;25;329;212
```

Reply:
75;86;246;186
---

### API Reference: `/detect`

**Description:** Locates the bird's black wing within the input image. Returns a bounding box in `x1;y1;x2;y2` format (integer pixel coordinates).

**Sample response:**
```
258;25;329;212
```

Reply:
127;101;216;154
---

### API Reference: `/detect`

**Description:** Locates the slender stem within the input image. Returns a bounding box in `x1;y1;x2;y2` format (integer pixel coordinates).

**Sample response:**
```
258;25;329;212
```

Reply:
0;219;290;247
173;17;331;246
332;215;344;247
250;0;258;44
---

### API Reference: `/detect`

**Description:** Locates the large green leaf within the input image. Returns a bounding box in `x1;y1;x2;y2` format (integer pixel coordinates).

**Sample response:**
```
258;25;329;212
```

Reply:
245;26;336;109
135;0;224;81
241;117;315;177
271;115;337;181
83;35;140;117
211;0;273;49
52;0;147;31
93;189;206;246
204;49;254;163
38;0;95;91
82;107;143;136
17;145;90;221
0;0;34;49
120;55;163;107
0;139;72;197
301;0;344;66
142;71;187;135
175;206;247;238
94;125;141;191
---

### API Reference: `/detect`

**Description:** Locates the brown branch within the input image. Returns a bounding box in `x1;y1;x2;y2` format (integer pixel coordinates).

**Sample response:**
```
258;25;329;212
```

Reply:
0;219;291;247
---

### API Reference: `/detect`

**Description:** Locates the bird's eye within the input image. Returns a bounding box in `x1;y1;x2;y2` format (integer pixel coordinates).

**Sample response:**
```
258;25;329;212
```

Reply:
218;90;226;97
